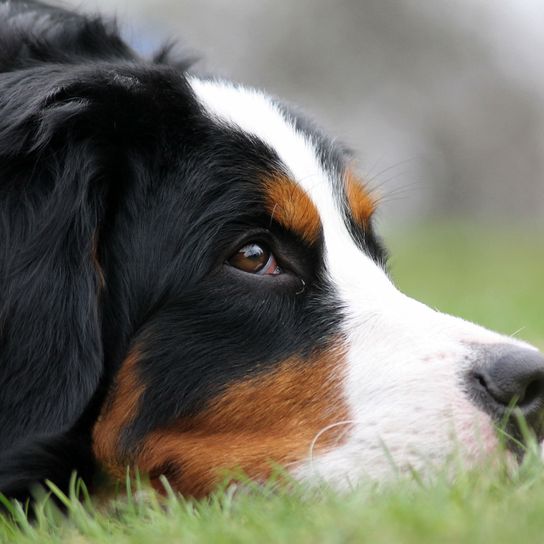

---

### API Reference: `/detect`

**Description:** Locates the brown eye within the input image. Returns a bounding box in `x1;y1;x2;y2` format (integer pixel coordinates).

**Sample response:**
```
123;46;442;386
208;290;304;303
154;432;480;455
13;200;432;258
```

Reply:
228;243;283;275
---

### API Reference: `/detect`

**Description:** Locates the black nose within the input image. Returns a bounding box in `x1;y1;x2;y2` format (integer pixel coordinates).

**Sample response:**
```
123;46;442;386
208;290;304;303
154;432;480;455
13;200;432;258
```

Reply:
469;345;544;428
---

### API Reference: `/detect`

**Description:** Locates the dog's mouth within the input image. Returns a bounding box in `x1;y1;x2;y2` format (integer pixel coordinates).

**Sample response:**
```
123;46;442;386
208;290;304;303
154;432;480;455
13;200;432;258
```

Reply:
480;404;544;463
492;411;544;463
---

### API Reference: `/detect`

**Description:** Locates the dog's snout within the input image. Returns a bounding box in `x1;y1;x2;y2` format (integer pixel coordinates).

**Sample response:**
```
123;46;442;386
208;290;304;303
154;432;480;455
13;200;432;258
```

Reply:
470;345;544;425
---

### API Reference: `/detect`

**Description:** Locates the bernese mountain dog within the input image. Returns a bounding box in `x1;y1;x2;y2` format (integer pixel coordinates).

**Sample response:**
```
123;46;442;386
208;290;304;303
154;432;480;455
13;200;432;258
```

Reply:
1;0;543;502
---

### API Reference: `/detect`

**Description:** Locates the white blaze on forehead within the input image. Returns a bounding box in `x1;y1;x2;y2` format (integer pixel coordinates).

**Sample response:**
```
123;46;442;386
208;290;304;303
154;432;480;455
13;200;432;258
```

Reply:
188;77;327;191
188;77;392;297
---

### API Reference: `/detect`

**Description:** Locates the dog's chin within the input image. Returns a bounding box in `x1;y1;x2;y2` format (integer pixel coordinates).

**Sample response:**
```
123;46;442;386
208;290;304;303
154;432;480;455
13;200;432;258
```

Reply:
290;403;528;491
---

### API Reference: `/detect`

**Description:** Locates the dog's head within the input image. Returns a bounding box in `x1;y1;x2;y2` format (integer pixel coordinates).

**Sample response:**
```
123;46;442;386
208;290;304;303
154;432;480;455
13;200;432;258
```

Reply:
89;77;544;496
1;2;543;499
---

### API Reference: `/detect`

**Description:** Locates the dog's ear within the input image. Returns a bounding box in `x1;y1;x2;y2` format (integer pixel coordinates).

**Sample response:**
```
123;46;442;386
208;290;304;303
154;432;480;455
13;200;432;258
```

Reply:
0;429;95;506
0;0;135;70
0;69;121;448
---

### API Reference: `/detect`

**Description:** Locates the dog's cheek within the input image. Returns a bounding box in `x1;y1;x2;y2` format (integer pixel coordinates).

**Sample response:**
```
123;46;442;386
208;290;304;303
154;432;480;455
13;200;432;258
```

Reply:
96;346;349;498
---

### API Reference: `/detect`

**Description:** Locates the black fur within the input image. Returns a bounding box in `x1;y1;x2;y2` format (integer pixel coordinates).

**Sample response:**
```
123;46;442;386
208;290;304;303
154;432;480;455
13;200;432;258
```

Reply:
0;0;385;501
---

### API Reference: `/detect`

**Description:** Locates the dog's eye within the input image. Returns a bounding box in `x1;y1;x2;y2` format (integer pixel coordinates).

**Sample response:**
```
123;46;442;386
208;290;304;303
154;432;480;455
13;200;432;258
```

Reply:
228;243;283;275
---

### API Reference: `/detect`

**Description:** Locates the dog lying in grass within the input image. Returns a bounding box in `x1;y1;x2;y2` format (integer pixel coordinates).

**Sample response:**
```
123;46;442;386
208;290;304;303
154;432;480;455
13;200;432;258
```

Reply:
1;0;543;501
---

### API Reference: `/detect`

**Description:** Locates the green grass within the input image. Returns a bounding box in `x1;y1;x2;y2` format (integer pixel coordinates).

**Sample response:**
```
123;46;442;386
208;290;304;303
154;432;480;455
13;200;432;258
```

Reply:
3;458;544;544
2;222;543;544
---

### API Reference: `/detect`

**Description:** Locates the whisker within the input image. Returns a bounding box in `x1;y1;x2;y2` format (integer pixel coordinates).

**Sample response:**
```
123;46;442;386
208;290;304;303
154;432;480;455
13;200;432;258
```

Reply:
308;420;355;474
332;422;354;449
363;157;419;185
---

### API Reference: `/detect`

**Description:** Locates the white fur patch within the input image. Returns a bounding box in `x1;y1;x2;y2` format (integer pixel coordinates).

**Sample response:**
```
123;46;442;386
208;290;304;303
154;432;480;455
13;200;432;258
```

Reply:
189;77;538;488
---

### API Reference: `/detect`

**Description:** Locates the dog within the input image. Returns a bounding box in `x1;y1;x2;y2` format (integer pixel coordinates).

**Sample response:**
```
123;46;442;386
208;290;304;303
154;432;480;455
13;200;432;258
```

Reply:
1;0;543;501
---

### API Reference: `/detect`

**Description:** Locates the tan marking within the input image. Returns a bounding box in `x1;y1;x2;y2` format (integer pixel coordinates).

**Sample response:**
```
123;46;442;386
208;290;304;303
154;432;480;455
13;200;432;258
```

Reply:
263;175;321;244
345;170;375;225
130;345;349;497
92;350;144;476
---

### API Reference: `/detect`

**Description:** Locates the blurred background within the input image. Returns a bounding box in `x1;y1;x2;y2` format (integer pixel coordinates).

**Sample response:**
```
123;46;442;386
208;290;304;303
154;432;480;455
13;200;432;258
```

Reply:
64;0;543;341
66;0;544;225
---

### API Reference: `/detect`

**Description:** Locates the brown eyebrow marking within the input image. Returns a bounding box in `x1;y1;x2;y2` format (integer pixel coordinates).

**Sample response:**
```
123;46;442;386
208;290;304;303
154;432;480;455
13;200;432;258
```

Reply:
344;169;375;226
263;174;322;244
